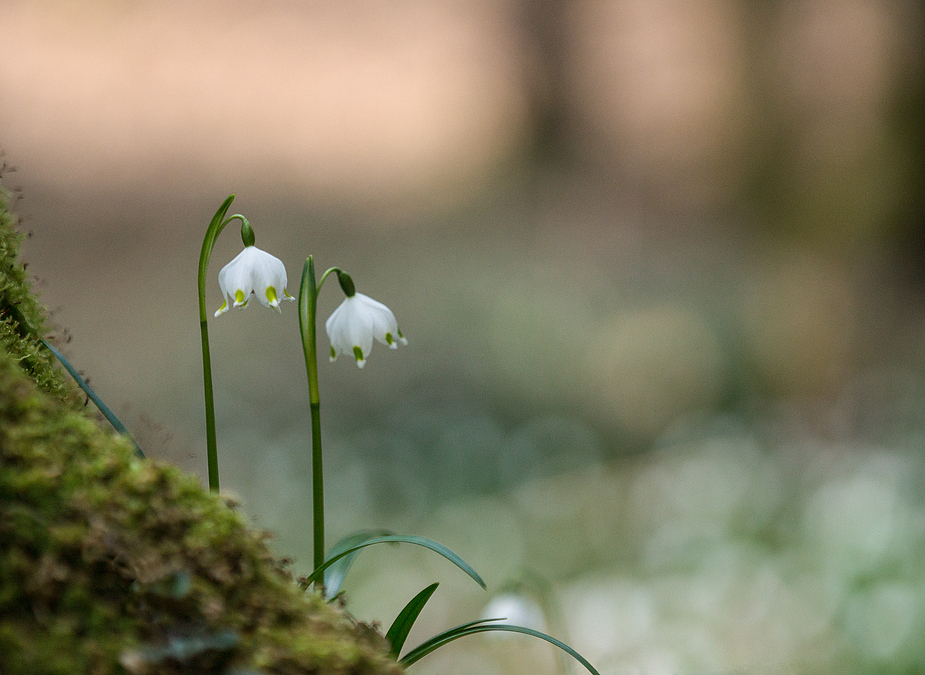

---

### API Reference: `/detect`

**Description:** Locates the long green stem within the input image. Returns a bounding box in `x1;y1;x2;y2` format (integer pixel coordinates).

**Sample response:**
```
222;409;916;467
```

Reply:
299;256;325;570
199;318;219;490
197;194;243;492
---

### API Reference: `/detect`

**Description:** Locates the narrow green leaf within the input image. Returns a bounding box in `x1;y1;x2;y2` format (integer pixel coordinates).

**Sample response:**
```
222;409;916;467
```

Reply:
322;529;392;598
201;195;235;258
385;583;439;659
40;338;144;458
399;622;601;675
197;194;236;317
206;194;235;250
306;535;486;590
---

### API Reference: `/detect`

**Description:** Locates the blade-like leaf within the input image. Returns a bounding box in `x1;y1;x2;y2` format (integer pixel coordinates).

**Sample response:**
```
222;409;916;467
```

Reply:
203;194;235;256
399;622;601;675
306;535;486;590
197;194;236;301
322;529;392;598
41;338;144;458
385;583;439;658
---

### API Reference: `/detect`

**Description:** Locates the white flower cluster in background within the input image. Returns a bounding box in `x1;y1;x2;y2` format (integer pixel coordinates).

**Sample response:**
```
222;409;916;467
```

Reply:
273;412;925;675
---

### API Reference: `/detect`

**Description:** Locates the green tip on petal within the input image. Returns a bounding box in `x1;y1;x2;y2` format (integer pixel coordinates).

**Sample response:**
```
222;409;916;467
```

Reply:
353;346;365;367
385;332;394;345
214;300;228;318
234;289;246;305
266;286;278;304
330;346;337;361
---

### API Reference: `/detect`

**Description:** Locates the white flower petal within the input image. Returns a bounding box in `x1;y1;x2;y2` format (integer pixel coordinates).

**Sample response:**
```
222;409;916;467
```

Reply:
215;245;293;317
325;292;405;367
482;593;547;633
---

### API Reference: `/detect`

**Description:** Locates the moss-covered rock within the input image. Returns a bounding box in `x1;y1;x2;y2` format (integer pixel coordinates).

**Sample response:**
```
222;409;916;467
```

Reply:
0;181;75;404
0;178;402;675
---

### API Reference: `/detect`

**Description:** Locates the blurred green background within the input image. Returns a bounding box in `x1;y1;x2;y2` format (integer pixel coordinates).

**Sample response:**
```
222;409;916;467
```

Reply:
3;0;925;672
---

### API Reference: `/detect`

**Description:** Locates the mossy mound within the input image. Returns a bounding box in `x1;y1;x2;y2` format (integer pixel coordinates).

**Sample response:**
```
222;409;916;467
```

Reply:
0;179;402;675
0;181;74;404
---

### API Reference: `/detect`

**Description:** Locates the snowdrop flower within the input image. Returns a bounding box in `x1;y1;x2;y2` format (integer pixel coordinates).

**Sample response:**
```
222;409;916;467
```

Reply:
482;593;547;632
214;246;294;317
325;292;407;368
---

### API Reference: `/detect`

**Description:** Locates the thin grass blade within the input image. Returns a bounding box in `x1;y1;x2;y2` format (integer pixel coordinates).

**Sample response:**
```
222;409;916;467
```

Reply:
306;535;486;590
322;529;392;598
41;338;143;458
385;583;439;659
399;622;600;675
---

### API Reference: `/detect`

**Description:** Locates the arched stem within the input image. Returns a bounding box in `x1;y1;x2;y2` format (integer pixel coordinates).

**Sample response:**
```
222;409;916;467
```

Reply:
196;195;247;491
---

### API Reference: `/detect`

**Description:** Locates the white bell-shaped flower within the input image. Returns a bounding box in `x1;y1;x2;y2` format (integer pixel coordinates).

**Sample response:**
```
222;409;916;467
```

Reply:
214;245;294;317
325;292;407;368
481;593;547;633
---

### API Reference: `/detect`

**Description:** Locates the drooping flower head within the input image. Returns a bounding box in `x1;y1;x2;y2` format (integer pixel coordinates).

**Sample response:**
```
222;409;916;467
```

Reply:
325;271;406;368
214;245;294;317
481;592;548;633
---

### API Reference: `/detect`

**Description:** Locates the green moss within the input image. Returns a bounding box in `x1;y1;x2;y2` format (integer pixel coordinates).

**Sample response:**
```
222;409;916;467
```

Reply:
0;180;403;674
0;179;78;404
